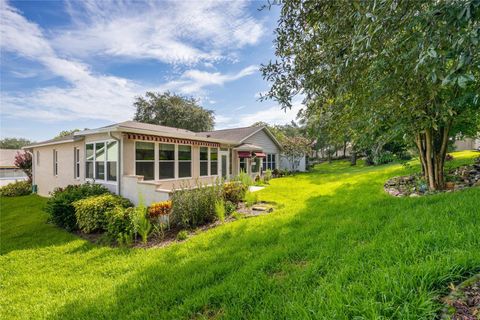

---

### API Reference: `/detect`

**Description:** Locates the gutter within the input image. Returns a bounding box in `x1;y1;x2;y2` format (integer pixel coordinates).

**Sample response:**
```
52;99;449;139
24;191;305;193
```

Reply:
108;131;122;196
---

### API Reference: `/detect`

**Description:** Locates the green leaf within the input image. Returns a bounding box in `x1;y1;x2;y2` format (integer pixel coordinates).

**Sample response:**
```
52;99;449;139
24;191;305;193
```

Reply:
457;75;469;88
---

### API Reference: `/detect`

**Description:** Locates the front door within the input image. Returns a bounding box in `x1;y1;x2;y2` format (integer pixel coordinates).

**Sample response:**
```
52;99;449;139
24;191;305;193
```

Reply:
219;150;229;179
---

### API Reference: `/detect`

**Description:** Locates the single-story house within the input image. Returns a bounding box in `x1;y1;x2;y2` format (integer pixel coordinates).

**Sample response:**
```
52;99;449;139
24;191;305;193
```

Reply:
24;121;305;205
0;149;28;187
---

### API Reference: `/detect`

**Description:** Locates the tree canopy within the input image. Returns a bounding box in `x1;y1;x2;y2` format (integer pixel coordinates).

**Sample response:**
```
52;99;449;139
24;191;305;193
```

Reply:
0;137;32;149
133;92;215;132
262;0;480;190
55;129;82;139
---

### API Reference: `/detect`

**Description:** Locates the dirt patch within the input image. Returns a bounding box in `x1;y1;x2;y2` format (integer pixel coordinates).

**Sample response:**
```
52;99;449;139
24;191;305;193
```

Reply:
440;275;480;320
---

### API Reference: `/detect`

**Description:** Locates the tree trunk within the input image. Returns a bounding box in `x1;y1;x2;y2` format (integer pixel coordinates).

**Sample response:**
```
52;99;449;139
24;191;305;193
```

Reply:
343;141;347;158
414;123;451;191
350;152;357;166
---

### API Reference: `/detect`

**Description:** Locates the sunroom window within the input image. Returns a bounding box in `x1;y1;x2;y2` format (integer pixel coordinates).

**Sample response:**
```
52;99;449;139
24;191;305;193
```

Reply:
178;145;192;178
106;141;117;181
135;142;154;180
200;147;209;176
159;143;175;179
95;142;105;180
86;144;94;178
86;141;118;182
210;148;218;175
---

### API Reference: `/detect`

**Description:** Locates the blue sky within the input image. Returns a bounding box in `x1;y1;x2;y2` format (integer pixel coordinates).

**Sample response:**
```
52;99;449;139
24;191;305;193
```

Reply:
0;0;302;141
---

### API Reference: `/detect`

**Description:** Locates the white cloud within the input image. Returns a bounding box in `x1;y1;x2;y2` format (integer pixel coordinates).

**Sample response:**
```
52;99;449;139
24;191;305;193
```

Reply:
54;0;265;64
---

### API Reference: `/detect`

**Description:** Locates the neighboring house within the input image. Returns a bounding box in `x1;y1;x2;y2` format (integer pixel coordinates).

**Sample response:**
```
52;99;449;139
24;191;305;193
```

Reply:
454;137;480;151
24;121;304;205
0;149;28;187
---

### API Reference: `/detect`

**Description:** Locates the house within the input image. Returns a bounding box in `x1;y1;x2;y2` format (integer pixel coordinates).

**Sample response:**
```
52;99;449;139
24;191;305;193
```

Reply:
454;137;480;151
24;121;296;205
0;149;28;187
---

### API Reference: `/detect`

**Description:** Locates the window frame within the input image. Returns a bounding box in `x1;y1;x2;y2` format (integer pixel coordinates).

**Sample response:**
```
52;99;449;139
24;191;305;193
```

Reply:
85;140;119;184
177;144;192;179
210;147;219;177
135;141;155;181
74;147;80;179
199;146;209;177
53;149;58;176
158;143;176;180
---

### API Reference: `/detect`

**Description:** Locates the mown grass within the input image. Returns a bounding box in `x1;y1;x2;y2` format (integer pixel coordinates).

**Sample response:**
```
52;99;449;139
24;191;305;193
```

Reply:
1;151;479;319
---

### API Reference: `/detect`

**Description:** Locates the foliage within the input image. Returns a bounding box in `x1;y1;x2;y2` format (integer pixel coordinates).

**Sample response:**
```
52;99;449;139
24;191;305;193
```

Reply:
262;0;480;190
73;194;132;233
130;199;151;244
133;91;215;132
1;152;479;319
171;182;222;229
148;200;172;218
263;169;273;183
214;199;225;222
0;137;32;149
45;183;110;231
224;200;236;216
176;230;188;241
13;151;32;181
280;136;310;171
244;191;258;208
223;181;247;204
0;180;31;197
105;206;134;246
54;129;82;139
235;171;254;187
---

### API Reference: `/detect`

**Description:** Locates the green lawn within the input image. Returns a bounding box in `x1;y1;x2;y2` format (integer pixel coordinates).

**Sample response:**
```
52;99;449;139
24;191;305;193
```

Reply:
1;151;479;319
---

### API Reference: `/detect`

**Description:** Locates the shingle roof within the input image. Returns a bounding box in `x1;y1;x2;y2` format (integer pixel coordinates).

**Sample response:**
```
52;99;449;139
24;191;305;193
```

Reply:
24;134;80;148
196;126;263;142
116;121;195;135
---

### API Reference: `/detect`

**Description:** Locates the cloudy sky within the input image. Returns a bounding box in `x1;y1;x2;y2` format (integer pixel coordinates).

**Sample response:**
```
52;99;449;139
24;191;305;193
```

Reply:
0;0;302;141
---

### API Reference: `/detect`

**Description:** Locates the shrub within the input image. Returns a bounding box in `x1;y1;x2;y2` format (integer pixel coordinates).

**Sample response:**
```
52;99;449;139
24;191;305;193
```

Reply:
223;181;247;204
236;171;253;187
374;151;395;165
395;151;413;161
244;191;259;208
446;153;454;161
0;180;31;197
46;183;110;231
171;182;222;229
214;199;225;222
176;230;188;241
73;194;132;233
148;200;172;218
224;200;236;216
263;169;273;183
130;200;151;244
105;206;134;245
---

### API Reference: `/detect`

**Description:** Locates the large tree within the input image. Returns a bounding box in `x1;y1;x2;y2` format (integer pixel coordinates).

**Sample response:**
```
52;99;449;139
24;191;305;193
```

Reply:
133;92;215;132
262;0;480;190
0;137;32;149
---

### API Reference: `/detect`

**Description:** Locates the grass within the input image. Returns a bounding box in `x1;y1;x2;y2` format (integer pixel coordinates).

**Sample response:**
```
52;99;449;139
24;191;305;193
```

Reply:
1;151;479;319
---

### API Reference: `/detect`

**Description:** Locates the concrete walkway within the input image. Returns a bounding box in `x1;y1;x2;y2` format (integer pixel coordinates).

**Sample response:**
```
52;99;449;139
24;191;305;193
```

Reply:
249;186;265;192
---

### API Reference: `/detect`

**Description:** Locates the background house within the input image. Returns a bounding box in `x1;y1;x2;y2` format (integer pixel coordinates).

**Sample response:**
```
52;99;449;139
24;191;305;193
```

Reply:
0;149;28;187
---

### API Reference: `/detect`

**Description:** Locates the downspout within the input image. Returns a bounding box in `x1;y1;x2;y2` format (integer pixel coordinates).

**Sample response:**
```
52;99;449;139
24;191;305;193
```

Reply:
108;131;121;196
25;150;34;188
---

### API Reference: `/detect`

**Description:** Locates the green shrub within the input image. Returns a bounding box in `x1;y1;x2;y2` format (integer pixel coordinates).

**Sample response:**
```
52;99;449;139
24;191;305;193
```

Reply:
244;191;259;208
171;182;222;229
374;151;395;165
105;206;134;245
45;183;110;231
176;230;188;241
223;181;247;204
214;199;225;222
0;181;31;197
224;200;236;216
130;201;151;244
73;194;132;233
263;169;273;183
236;171;254;187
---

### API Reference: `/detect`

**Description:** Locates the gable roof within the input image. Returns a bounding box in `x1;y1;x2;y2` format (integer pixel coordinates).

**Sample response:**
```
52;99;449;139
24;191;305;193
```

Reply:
197;126;283;150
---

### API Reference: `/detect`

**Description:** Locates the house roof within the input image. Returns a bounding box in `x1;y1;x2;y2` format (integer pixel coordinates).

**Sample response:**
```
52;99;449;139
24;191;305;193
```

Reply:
196;126;262;142
0;149;21;168
23;134;82;149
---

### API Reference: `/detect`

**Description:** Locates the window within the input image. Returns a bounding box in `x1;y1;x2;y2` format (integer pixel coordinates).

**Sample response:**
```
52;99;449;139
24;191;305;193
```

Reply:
210;148;218;175
178;145;192;178
95;142;105;180
36;151;40;166
136;142;154;180
252;157;260;173
106;141;117;181
53;149;58;176
239;158;247;172
74;147;80;179
86;144;94;179
159;143;175;179
200;147;209;176
263;154;276;170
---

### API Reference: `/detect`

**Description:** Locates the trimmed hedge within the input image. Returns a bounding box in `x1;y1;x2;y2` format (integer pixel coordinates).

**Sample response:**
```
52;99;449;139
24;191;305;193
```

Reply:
0;181;31;197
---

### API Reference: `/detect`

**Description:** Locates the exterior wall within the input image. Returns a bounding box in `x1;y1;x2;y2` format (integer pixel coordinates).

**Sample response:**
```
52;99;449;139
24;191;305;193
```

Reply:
239;129;281;176
32;141;85;196
280;154;307;172
455;138;480;151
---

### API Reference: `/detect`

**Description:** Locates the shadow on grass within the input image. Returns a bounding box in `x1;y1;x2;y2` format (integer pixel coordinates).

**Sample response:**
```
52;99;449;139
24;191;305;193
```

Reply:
50;170;480;319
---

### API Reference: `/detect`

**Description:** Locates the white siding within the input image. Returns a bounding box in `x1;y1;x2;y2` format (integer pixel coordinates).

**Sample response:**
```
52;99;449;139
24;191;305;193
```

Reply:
243;129;280;154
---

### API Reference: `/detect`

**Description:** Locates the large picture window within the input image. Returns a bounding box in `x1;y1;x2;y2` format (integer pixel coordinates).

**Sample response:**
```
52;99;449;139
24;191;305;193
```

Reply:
200;147;208;176
159;143;175;179
210;148;218;176
178;145;192;178
263;154;276;170
86;141;118;182
135;142;154;180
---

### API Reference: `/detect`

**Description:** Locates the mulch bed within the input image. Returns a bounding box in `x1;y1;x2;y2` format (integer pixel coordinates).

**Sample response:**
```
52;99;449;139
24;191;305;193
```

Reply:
440;275;480;320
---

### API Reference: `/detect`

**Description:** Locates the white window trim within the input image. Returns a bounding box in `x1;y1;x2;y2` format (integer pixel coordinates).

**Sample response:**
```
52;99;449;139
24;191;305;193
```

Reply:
53;149;58;176
85;140;118;184
134;141;155;181
176;143;193;179
210;147;219;177
199;146;209;177
74;147;80;179
158;142;176;180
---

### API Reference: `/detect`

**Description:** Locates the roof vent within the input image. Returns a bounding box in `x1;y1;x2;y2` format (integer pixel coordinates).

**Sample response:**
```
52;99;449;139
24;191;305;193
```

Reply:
207;134;211;138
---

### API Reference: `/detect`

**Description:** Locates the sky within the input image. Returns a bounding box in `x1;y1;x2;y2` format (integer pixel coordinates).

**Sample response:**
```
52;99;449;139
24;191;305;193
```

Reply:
0;0;303;141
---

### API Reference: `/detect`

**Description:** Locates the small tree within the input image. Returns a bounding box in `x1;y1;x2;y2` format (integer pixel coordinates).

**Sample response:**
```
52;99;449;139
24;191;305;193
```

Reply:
281;136;310;172
14;151;32;182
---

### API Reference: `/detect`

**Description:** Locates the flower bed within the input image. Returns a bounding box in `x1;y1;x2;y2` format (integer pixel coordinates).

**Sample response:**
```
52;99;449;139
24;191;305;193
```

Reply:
439;274;480;320
384;157;480;197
